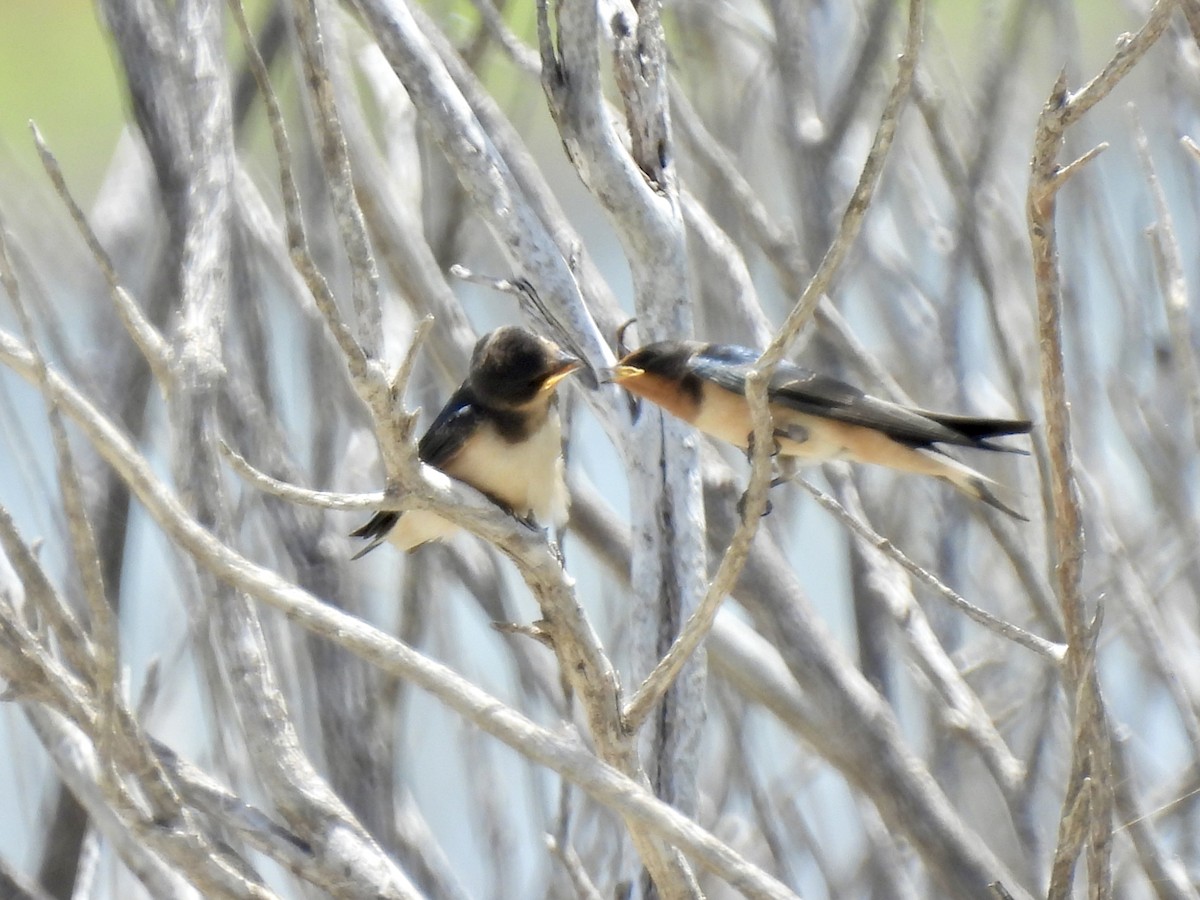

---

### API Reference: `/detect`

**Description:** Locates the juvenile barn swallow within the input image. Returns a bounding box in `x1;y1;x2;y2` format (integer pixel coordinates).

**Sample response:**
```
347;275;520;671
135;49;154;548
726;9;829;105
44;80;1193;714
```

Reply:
351;326;582;558
610;341;1032;518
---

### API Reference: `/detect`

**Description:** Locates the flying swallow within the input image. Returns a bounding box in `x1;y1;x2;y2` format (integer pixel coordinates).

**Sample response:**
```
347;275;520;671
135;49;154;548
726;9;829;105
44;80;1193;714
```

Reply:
609;341;1031;518
351;326;583;557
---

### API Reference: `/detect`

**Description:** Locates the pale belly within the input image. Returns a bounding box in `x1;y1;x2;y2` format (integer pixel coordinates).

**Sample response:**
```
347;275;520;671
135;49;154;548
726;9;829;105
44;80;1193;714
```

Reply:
386;510;460;552
442;415;569;526
690;383;851;462
385;413;568;552
689;382;975;481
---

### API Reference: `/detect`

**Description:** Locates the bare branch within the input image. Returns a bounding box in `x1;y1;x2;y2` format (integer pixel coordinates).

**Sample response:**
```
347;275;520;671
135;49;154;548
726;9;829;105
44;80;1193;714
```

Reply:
0;323;796;899
794;475;1065;663
29;124;171;381
1045;142;1108;195
219;441;388;510
6;0;1198;894
0;213;123;777
288;0;383;354
624;0;925;741
1132;109;1200;451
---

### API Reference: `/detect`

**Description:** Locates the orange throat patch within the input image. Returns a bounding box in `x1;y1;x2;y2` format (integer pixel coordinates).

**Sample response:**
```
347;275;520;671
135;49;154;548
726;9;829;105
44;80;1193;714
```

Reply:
620;372;701;423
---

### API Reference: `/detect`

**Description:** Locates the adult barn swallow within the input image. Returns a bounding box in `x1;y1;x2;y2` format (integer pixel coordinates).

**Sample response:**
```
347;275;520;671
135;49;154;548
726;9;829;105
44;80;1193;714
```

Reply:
351;326;582;557
610;341;1031;518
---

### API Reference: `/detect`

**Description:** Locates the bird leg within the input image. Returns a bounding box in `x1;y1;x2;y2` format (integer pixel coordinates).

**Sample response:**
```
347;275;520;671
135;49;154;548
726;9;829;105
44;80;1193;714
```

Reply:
511;510;566;564
548;533;565;566
738;428;797;520
743;428;783;463
736;457;801;522
513;509;540;531
775;423;808;445
736;490;771;521
771;454;799;487
551;526;568;566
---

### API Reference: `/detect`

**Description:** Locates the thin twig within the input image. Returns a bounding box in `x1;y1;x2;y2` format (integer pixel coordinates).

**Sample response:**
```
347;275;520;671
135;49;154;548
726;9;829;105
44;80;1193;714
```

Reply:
0;325;798;900
1131;108;1200;451
466;0;541;75
623;0;926;732
228;0;381;407
1046;142;1109;195
23;707;243;899
1024;4;1177;887
0;216;123;770
545;835;605;900
793;477;1066;664
0;514;274;896
288;0;383;355
1182;134;1200;164
389;315;434;433
219;442;389;510
29;123;171;382
543;2;709;861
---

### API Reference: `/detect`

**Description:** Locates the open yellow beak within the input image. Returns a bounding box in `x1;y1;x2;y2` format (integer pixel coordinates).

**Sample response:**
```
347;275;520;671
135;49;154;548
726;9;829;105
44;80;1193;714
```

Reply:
539;359;583;393
609;364;645;382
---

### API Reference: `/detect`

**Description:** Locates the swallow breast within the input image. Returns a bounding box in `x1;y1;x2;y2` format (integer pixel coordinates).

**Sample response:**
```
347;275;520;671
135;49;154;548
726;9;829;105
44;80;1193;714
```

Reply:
442;411;569;527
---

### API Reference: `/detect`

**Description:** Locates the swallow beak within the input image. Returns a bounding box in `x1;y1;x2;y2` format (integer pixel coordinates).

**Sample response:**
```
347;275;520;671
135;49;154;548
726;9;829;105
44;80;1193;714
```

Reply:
607;364;645;383
539;355;583;393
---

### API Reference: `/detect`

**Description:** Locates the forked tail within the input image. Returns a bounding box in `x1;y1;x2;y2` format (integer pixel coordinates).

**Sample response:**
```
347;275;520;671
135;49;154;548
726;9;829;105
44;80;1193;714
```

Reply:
349;511;400;560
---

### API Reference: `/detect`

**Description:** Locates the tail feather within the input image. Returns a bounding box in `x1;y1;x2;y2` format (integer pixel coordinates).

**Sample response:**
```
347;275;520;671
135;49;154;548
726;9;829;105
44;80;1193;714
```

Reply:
920;412;1032;439
929;454;1029;521
965;476;1029;521
919;412;1032;454
350;511;400;560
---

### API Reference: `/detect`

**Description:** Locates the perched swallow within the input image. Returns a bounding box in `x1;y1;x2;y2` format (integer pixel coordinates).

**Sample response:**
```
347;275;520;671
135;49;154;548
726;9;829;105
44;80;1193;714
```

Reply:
610;341;1032;518
351;326;582;557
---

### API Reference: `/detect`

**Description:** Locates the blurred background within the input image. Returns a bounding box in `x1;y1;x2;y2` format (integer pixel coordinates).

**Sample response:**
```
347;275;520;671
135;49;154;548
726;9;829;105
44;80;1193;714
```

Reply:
1;1;1199;898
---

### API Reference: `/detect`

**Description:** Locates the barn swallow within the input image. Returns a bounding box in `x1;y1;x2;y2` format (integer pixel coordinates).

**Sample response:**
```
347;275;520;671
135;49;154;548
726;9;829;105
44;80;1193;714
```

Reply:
351;326;582;557
609;341;1032;518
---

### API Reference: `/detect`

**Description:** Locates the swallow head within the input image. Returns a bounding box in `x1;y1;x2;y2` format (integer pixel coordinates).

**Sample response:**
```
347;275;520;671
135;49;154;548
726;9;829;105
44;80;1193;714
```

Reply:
606;341;708;421
468;326;582;408
608;341;700;384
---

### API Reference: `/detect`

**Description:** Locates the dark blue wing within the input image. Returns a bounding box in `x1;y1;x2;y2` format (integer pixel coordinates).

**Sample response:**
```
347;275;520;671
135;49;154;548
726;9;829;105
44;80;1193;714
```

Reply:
351;386;481;559
690;344;866;411
690;343;1007;450
418;386;483;469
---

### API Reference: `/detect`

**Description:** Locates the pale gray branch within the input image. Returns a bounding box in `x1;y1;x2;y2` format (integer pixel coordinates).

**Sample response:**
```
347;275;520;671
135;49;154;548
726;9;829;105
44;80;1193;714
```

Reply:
0;329;794;899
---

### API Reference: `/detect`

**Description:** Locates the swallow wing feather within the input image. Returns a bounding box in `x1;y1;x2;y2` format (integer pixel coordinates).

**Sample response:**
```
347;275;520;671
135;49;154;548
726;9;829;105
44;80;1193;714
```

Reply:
417;388;483;469
691;345;987;450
